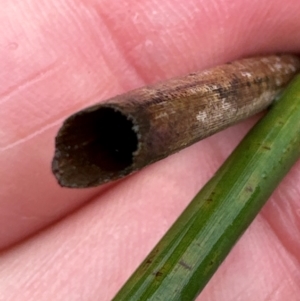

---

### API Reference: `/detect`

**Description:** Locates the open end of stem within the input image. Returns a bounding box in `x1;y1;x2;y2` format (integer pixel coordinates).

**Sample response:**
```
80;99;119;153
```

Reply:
82;107;138;171
54;107;139;187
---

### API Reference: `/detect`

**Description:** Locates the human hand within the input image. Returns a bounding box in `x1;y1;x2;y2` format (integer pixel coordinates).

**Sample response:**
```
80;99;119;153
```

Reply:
1;0;300;300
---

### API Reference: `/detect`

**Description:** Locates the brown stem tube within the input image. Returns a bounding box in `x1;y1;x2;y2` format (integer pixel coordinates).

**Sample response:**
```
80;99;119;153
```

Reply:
52;54;300;188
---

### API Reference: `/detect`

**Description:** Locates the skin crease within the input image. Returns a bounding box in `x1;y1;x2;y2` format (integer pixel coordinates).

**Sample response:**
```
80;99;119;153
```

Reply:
0;0;300;299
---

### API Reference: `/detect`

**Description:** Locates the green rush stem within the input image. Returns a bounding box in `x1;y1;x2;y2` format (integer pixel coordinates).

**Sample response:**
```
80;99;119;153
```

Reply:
112;75;300;301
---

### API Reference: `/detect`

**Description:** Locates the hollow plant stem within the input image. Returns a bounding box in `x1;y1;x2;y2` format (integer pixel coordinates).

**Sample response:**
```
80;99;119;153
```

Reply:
52;55;300;188
112;74;300;300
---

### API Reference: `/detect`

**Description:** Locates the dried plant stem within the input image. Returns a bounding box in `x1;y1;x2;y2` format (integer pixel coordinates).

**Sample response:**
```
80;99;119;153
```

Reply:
52;54;300;188
112;74;300;300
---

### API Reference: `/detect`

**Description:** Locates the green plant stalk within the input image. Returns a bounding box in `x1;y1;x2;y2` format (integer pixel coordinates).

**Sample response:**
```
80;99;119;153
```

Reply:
112;74;300;301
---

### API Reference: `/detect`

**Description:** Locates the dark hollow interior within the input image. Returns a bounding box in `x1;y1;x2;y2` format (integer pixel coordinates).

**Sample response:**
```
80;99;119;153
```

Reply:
69;107;138;172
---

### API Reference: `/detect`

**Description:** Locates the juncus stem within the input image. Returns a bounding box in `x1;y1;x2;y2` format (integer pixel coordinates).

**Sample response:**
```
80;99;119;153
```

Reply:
52;54;300;188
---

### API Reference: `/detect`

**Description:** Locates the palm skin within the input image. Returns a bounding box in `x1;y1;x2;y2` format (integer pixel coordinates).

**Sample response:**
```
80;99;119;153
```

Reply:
0;0;300;300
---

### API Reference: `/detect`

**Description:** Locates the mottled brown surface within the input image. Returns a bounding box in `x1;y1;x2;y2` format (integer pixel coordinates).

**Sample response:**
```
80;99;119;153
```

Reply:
52;54;300;188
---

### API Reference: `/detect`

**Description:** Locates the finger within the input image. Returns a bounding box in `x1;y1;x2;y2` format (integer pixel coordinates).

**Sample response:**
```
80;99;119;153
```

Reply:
0;0;299;254
1;0;300;300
